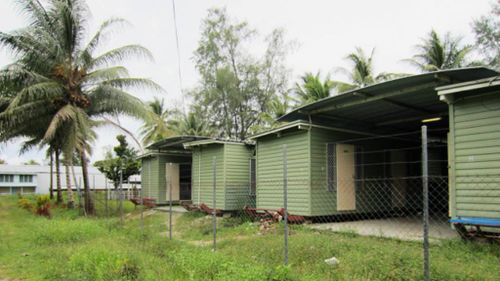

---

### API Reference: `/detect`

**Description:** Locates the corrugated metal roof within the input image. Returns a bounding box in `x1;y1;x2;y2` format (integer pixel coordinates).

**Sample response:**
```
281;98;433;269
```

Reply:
278;67;498;133
145;135;209;150
183;138;254;148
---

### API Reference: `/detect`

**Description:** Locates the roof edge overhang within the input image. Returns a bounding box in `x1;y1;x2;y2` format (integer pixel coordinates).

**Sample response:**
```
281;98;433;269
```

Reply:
183;138;255;148
136;150;191;160
248;120;379;140
145;135;210;150
437;76;500;102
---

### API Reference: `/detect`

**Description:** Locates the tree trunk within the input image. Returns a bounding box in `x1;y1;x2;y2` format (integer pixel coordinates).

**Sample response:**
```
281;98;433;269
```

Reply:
65;163;75;209
49;151;54;200
80;149;95;215
55;149;63;204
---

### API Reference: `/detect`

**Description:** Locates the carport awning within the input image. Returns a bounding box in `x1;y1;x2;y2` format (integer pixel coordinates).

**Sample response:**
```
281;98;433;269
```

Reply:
279;68;498;134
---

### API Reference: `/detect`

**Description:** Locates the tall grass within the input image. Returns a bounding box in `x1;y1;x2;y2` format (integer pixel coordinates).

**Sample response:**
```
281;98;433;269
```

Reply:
0;195;499;281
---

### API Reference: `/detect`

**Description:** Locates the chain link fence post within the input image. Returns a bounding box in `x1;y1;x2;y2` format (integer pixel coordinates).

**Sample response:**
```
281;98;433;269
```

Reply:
169;163;173;240
140;177;144;238
421;125;430;281
212;156;217;251
119;165;124;224
105;179;109;217
283;144;288;265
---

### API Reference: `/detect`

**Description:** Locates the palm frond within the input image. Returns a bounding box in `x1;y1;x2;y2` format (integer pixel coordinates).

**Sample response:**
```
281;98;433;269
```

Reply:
89;45;153;70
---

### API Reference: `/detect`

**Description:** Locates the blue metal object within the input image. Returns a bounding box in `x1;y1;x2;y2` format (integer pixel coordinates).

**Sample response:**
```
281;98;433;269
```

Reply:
450;217;500;227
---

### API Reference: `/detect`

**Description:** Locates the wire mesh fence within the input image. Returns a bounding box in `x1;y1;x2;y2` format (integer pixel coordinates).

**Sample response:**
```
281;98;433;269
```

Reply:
122;125;499;280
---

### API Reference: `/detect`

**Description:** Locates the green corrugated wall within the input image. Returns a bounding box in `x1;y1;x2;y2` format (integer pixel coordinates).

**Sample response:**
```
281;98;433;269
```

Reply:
256;130;311;215
449;89;500;219
191;145;225;209
257;126;401;216
191;143;253;210
224;144;254;209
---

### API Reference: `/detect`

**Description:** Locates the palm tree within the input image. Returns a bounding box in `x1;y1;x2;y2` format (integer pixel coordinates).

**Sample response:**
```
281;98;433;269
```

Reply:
0;0;160;215
253;92;293;133
405;30;472;72
169;107;214;136
333;47;408;93
140;97;174;145
294;72;334;105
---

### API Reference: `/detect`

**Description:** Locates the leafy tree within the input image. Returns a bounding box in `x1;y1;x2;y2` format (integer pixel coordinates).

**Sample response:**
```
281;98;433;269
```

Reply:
23;159;40;165
191;8;290;140
295;72;333;105
332;47;408;93
471;2;500;69
0;158;5;164
141;97;174;145
94;135;140;189
0;0;160;214
405;30;472;72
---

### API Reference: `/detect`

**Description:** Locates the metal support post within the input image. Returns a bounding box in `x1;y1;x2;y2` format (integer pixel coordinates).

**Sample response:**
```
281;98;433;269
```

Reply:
212;156;217;251
422;125;430;281
283;144;288;265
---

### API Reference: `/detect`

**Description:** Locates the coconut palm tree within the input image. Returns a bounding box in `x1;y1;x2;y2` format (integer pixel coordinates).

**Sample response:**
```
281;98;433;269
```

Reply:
294;72;334;105
0;0;160;215
169;107;214;136
405;30;472;72
332;47;408;93
141;97;174;145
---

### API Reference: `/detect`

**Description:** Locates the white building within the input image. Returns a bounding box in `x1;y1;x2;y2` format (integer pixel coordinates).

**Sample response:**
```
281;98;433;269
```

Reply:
0;164;140;195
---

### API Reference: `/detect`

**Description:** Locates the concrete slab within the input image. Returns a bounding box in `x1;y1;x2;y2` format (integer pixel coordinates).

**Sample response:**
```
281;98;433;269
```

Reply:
310;217;458;241
155;206;187;213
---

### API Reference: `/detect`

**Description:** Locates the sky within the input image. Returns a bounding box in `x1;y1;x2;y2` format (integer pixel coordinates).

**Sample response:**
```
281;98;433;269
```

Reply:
0;0;493;165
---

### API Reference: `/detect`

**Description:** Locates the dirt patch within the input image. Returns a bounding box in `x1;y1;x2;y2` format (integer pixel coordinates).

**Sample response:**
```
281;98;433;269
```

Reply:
125;209;157;220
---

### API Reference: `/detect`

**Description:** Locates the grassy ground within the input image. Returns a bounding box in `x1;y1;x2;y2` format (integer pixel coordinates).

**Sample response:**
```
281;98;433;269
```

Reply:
0;195;499;281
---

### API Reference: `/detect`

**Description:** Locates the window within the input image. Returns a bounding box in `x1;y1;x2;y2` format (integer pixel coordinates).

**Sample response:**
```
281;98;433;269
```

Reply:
326;143;336;192
249;158;256;195
0;174;14;183
19;175;33;183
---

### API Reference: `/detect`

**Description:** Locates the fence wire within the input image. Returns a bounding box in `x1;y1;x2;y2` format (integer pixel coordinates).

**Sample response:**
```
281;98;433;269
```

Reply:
125;126;500;279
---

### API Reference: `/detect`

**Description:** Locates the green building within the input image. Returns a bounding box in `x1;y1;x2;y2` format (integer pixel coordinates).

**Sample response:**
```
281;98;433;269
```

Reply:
139;136;207;204
250;121;418;217
184;139;255;211
253;68;498;218
438;77;500;223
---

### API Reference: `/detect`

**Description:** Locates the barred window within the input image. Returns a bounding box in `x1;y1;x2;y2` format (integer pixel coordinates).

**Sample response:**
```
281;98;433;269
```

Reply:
0;174;14;183
19;175;33;183
326;143;336;192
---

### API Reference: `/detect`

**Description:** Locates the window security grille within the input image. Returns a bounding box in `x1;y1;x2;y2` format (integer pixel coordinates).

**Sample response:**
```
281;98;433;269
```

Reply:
326;143;336;192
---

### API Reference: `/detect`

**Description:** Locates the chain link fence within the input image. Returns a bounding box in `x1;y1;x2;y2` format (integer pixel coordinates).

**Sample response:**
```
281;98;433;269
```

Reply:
128;126;499;280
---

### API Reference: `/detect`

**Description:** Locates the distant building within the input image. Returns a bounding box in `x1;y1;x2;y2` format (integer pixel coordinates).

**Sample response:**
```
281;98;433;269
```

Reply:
0;164;140;195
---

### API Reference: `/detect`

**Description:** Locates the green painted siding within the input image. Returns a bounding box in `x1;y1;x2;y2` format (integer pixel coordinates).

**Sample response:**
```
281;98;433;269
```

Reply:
256;130;311;215
191;143;253;210
224;144;254;209
450;90;500;219
256;126;406;217
191;145;225;209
